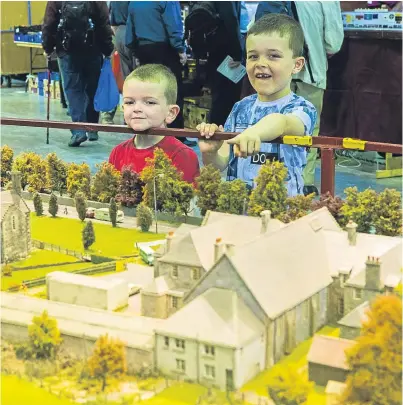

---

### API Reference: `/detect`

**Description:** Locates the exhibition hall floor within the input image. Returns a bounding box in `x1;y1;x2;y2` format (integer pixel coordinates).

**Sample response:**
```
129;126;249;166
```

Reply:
1;83;401;196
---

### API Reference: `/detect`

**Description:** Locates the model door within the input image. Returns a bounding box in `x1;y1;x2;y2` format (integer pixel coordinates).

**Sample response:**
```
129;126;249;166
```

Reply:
226;369;234;391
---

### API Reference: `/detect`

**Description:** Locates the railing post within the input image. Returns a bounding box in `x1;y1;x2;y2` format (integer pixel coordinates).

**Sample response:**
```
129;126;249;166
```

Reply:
320;148;335;196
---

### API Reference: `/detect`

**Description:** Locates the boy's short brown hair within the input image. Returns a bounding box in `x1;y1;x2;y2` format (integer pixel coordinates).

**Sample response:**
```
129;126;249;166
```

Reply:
248;14;304;57
124;64;178;104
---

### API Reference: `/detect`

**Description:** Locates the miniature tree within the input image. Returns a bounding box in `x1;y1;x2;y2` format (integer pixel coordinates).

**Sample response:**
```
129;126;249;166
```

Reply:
140;148;183;212
248;160;288;218
1;145;14;187
116;165;144;208
340;187;378;232
217;179;249;215
341;295;402;405
267;367;313;405
45;152;68;195
66;162;91;198
12;151;47;192
195;164;222;215
28;310;62;359
136;203;153;232
82;220;96;250
91;162;121;203
33;192;43;216
278;193;315;223
109;197;118;227
162;178;195;219
373;188;402;237
75;191;87;222
2;263;13;277
311;191;345;226
48;193;58;217
87;334;127;392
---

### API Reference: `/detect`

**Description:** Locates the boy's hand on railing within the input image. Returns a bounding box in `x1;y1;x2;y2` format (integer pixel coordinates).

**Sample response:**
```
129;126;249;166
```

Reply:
227;127;261;158
197;122;224;154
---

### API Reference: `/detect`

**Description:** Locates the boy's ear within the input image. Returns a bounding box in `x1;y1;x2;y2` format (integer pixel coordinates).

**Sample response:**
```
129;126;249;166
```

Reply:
165;104;180;125
292;56;305;74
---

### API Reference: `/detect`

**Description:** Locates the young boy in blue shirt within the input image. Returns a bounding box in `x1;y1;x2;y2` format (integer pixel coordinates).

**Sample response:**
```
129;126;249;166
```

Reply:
197;14;317;196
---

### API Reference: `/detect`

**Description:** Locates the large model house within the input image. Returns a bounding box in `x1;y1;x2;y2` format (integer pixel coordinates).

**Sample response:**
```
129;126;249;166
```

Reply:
1;172;31;263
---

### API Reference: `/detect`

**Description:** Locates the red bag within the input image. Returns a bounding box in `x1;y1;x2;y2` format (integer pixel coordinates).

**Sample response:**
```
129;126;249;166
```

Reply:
111;51;124;94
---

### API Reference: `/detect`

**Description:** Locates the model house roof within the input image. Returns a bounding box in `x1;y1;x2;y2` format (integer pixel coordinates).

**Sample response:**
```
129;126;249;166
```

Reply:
155;224;198;256
155;287;264;348
0;190;30;221
308;335;355;370
338;301;369;329
161;214;284;269
323;230;402;286
142;274;185;296
225;213;333;319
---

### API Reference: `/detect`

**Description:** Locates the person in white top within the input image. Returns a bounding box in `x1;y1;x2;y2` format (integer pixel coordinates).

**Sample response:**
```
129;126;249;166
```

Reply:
292;1;344;196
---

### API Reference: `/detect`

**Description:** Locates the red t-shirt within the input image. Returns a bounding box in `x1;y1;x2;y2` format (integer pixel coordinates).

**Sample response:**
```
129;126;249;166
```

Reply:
109;136;200;184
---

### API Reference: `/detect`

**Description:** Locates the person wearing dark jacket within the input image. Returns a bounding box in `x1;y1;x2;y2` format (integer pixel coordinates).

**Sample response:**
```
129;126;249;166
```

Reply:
42;1;114;147
207;1;243;126
125;1;196;146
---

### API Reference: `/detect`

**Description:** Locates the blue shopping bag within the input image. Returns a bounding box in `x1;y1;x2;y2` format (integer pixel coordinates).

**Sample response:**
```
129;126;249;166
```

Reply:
94;58;120;112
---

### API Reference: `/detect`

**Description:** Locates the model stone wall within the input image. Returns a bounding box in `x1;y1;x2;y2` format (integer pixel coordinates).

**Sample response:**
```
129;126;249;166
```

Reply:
340;325;360;340
327;276;345;324
344;286;366;315
158;261;203;290
141;293;167;319
1;206;30;263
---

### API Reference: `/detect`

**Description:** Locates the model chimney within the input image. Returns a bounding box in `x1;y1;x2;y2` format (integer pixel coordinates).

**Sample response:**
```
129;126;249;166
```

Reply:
166;231;174;253
260;210;271;234
365;256;381;291
346;220;358;246
214;238;223;262
10;171;22;206
225;243;235;257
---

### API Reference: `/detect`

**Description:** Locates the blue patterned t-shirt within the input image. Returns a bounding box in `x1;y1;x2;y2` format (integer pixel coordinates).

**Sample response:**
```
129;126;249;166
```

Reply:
224;92;317;196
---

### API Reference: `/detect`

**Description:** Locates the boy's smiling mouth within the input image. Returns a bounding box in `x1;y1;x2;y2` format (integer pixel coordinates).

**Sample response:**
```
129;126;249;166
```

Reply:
255;73;272;79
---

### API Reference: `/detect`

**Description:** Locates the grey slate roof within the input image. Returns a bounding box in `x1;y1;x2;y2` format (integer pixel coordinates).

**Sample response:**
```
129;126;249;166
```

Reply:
338;301;369;329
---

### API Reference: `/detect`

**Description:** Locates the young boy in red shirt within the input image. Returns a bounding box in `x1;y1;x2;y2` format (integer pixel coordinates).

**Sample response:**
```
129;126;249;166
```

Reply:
109;64;199;184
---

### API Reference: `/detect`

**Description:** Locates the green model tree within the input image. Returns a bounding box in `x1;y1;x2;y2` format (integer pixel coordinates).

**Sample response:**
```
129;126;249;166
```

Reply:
341;295;402;405
116;165;144;208
340;187;378;232
278;193;315;223
136;203;153;232
48;193;58;217
373;188;402;236
217;179;249;215
1;145;14;187
311;191;345;226
12;151;47;193
91;162;121;203
248;160;288;218
66;162;91;198
75;191;87;222
87;334;127;392
28;310;62;359
109;197;118;227
45;152;68;195
195;164;222;215
33;192;43;216
163;178;195;219
82;220;95;250
267;366;313;405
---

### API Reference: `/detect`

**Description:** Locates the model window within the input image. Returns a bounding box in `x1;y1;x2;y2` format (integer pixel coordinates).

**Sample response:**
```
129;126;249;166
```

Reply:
205;365;215;378
172;265;178;278
12;216;16;230
204;345;215;356
176;359;185;371
171;296;178;308
338;298;344;316
191;268;199;280
175;339;185;349
164;336;169;348
353;288;362;300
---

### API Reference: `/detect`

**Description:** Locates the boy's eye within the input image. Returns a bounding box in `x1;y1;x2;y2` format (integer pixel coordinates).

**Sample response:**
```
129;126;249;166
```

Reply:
269;54;281;59
146;101;157;105
124;100;134;105
248;55;258;60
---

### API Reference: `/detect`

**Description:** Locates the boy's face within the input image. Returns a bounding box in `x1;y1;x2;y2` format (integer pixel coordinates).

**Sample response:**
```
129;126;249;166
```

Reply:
246;32;304;102
123;79;179;132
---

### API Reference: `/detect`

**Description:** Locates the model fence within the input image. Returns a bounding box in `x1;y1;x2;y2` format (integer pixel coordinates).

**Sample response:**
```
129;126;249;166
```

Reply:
32;239;83;259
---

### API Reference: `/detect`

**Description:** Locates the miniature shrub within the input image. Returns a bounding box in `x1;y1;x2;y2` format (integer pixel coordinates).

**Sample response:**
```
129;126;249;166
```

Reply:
136;203;153;232
12;151;47;192
27;310;62;359
2;264;13;277
277;193;315;223
373;188;402;236
1;145;14;187
45;152;68;195
311;191;345;225
75;191;87;222
217;179;249;215
109;197;118;228
48;193;58;217
195;165;222;215
67;162;91;198
116;165;144;208
91;162;121;203
33;193;43;216
82;221;96;250
87;334;127;392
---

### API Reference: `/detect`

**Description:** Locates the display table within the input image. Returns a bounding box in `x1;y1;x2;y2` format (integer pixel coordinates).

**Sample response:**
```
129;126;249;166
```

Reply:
14;41;46;74
320;31;402;145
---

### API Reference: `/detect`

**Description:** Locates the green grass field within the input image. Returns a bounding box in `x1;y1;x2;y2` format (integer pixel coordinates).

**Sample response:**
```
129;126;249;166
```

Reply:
11;250;79;267
1;374;75;405
30;214;164;257
142;383;207;405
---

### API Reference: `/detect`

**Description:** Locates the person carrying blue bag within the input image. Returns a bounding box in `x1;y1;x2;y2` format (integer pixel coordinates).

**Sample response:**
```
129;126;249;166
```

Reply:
42;1;114;147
